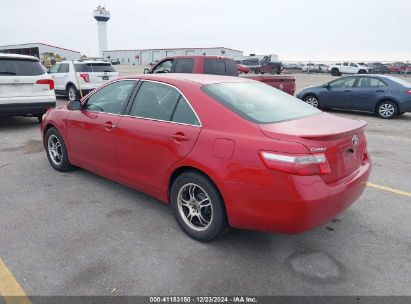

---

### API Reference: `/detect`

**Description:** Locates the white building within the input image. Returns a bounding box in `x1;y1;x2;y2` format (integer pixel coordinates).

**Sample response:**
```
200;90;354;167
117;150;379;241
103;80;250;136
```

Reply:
0;43;81;61
104;47;244;65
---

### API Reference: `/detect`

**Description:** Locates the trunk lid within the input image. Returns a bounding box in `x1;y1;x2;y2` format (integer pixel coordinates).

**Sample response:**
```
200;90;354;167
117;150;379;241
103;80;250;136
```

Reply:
0;75;51;98
259;112;367;183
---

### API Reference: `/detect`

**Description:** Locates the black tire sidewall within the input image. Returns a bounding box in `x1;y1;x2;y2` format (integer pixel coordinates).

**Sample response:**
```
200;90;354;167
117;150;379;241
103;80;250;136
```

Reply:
377;101;398;119
170;172;227;242
45;127;72;171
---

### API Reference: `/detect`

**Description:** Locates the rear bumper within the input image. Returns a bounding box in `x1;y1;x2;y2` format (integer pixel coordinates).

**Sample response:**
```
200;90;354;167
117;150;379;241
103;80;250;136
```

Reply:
0;97;56;116
223;160;371;233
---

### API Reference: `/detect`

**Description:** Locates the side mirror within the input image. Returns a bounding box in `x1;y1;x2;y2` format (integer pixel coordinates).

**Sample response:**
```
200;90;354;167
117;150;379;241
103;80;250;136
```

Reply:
67;100;81;111
323;83;330;89
143;68;150;74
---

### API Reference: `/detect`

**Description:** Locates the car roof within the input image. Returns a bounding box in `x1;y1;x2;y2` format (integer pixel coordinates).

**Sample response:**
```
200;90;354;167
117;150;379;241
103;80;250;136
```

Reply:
120;73;251;86
0;53;39;61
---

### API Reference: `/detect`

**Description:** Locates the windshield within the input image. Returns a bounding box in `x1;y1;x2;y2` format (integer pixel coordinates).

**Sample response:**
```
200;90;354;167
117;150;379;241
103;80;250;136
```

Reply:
74;63;116;73
202;82;321;124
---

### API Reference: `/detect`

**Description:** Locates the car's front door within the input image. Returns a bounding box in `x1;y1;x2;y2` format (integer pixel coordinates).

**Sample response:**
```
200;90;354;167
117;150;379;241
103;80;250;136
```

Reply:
351;77;388;111
66;80;137;178
115;80;201;192
323;77;357;109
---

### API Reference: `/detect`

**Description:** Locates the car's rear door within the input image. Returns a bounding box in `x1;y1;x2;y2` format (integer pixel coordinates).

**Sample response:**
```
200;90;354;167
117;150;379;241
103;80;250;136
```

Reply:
351;77;388;111
115;80;201;192
66;80;137;178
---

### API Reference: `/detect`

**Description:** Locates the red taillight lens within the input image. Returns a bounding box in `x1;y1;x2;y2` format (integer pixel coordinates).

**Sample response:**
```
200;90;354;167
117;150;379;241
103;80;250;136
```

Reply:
259;151;331;176
36;79;54;90
405;90;411;95
80;73;90;82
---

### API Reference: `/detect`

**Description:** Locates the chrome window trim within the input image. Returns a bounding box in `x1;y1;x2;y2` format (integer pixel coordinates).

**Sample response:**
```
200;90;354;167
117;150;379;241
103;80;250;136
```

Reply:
127;79;202;127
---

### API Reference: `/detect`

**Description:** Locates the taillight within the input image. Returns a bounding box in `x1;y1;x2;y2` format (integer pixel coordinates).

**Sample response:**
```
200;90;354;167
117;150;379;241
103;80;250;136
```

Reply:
405;90;411;95
80;73;90;82
36;79;54;90
259;151;331;176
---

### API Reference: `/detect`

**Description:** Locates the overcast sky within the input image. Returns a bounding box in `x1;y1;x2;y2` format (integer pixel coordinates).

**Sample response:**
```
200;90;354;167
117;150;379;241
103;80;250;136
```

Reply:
1;0;410;61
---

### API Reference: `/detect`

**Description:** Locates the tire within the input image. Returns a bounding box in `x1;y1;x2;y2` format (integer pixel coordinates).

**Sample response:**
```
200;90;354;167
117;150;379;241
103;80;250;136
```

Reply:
331;69;339;76
376;101;398;119
66;85;79;102
45;127;74;172
358;69;367;74
304;95;320;108
170;171;228;242
254;68;260;74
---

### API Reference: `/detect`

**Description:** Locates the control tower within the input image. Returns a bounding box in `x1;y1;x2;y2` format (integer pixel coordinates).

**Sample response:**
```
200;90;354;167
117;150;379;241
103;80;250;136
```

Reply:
93;5;110;57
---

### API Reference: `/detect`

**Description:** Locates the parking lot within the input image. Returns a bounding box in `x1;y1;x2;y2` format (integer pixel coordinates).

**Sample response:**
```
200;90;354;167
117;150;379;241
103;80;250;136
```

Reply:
0;70;410;296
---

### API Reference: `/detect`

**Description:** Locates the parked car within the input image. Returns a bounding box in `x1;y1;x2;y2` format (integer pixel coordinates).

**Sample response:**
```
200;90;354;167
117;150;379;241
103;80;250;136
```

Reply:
283;63;301;71
237;64;250;74
48;60;119;101
144;56;296;95
297;75;411;119
387;62;411;74
110;58;120;65
301;63;320;73
41;74;371;241
329;62;371;76
0;53;56;121
367;62;389;74
255;61;282;75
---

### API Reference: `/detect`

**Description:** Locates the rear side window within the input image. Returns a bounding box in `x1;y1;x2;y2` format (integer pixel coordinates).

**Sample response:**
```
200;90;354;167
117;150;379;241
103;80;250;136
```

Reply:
0;58;45;76
174;58;194;73
59;63;69;73
74;63;116;73
202;82;320;124
172;98;200;126
204;59;238;76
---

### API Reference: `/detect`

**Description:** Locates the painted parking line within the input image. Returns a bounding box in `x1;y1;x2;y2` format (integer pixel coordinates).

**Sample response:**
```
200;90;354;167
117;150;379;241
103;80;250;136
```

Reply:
367;182;411;197
0;259;31;304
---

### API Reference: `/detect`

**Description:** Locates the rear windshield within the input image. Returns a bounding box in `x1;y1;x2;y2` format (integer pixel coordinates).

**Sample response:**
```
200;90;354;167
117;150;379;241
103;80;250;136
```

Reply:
202;82;321;124
204;59;238;76
389;77;411;88
0;58;45;76
74;63;116;73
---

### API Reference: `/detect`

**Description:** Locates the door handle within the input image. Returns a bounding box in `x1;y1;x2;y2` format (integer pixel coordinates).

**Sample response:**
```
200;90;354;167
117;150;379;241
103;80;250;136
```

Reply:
376;90;384;93
103;121;116;130
344;90;352;93
171;132;190;142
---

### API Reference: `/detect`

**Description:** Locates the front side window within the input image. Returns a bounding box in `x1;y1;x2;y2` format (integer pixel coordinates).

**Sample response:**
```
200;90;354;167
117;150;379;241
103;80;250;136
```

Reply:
0;58;45;76
350;63;357;67
152;60;173;73
329;77;356;88
202;82;320;124
85;80;135;114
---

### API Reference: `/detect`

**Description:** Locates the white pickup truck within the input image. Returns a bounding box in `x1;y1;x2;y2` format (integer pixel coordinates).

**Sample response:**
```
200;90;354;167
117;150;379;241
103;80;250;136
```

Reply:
328;62;371;76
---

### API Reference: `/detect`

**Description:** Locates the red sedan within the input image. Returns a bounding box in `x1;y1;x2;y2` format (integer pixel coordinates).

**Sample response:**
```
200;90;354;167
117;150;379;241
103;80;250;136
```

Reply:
41;74;371;242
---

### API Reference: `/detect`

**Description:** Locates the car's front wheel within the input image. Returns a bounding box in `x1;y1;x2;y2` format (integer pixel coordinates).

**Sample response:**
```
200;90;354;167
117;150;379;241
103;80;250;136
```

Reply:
304;95;320;108
171;171;228;242
45;127;74;171
376;101;398;119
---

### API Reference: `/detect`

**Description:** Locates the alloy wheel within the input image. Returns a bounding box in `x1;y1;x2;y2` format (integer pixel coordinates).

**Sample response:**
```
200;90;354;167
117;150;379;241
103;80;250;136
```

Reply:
305;96;319;107
68;87;76;101
379;103;395;118
47;134;63;166
177;183;213;231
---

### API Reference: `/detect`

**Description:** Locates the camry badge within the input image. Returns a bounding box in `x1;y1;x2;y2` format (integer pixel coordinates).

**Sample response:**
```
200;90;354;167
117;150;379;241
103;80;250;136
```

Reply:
310;147;326;152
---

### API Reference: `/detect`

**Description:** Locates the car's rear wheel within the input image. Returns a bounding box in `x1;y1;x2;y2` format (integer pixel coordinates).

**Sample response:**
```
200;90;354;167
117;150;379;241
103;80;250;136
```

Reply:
67;85;78;102
254;68;260;74
171;171;228;242
376;101;398;119
304;95;320;108
358;69;367;74
45;127;74;171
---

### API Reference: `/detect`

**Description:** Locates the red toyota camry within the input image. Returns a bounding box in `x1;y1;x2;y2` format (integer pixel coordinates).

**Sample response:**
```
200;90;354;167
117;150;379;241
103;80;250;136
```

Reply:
41;74;371;242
